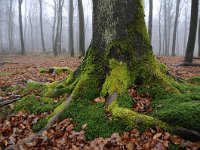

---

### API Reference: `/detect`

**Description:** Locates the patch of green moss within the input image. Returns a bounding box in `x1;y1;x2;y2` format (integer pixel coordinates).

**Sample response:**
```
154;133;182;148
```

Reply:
151;94;200;132
13;94;63;114
32;118;48;132
72;48;106;101
61;100;129;140
20;82;47;96
116;91;134;108
49;67;72;74
168;144;181;150
187;76;200;84
158;102;200;132
0;105;13;116
0;85;12;91
39;68;46;73
172;82;200;93
108;101;173;132
101;59;132;96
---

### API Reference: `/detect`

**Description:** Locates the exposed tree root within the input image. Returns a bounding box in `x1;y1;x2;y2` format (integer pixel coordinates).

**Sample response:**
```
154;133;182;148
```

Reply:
173;62;200;66
38;95;72;134
174;128;200;142
107;93;200;142
107;93;172;130
0;97;21;106
193;57;200;60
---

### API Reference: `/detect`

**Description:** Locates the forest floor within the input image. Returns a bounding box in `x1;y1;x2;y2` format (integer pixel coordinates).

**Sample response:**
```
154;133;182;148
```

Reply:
0;54;200;149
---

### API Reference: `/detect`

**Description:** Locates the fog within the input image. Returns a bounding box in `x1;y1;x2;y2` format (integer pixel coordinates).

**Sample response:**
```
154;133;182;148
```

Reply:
0;0;198;56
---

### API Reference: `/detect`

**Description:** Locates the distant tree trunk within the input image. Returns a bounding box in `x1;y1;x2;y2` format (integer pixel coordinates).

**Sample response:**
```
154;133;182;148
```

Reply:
29;13;34;52
57;0;64;54
184;7;188;53
172;0;180;56
198;18;200;57
8;0;14;52
164;0;168;56
52;0;57;55
39;0;46;53
185;0;199;63
158;1;162;56
18;0;25;54
78;0;85;56
0;0;1;52
148;0;153;42
69;0;74;57
23;0;27;49
53;0;64;56
166;1;173;56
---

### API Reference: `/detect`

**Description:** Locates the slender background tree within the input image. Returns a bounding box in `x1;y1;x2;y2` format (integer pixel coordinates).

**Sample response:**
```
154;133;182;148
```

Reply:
18;0;25;54
172;0;181;56
39;0;46;53
185;0;199;63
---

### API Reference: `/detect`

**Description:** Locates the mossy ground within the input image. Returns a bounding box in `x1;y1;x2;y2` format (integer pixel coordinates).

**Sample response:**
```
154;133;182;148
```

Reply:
60;99;131;140
1;62;200;141
188;76;200;84
145;82;200;132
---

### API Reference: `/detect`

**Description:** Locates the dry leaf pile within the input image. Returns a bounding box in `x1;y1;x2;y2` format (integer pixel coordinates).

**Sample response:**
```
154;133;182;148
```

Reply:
1;118;199;150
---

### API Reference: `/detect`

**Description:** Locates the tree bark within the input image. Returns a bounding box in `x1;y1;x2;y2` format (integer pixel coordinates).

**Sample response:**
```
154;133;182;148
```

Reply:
78;0;85;56
53;0;64;56
164;0;168;56
198;18;200;57
43;0;176;134
52;0;57;56
184;7;188;53
69;0;74;57
29;14;34;52
172;0;180;56
39;0;46;53
8;0;14;52
185;0;199;63
158;0;162;56
148;0;153;42
18;0;25;54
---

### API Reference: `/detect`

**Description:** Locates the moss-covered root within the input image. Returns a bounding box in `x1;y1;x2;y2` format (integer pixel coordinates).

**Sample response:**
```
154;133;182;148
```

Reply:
108;93;200;141
108;101;173;132
39;67;72;74
39;95;72;133
49;67;72;74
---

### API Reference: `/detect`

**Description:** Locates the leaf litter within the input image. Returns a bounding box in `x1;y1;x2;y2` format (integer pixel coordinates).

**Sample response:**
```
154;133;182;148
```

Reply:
0;55;200;149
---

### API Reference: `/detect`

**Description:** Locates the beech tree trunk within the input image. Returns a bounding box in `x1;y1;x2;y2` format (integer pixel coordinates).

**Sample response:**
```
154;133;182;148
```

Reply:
64;0;178;118
198;18;200;57
78;0;85;56
53;0;64;56
8;0;14;52
164;0;168;56
52;0;57;55
185;0;199;63
69;0;74;57
172;0;180;56
148;0;153;42
158;0;162;56
18;0;25;54
39;0;46;53
45;0;176;133
184;7;188;52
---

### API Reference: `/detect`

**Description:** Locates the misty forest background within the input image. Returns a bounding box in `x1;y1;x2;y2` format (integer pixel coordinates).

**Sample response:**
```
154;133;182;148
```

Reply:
0;0;198;57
